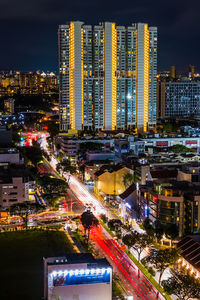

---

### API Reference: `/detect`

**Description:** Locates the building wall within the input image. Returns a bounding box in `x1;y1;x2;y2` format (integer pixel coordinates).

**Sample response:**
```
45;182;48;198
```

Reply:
0;177;29;208
0;152;20;164
74;22;84;130
94;167;130;196
149;27;157;125
164;81;200;118
58;22;157;132
148;191;185;237
58;24;70;131
137;23;149;131
142;137;200;148
44;259;112;300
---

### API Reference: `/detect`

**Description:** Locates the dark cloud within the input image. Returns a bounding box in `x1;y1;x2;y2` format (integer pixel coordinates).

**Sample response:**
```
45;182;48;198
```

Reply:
0;0;200;71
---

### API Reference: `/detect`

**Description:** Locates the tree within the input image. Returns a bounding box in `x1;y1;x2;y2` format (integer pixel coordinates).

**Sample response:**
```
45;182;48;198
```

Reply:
37;174;69;207
131;231;153;262
56;163;62;174
163;123;173;133
46;121;59;139
146;248;180;286
122;233;135;249
164;223;179;242
123;173;135;188
143;218;155;237
79;142;103;152
38;174;68;194
42;150;50;161
162;272;200;300
100;214;108;224
154;220;164;241
80;210;99;242
20;146;43;166
115;225;122;240
9;201;43;229
108;219;122;232
56;160;76;181
171;144;193;153
44;193;61;208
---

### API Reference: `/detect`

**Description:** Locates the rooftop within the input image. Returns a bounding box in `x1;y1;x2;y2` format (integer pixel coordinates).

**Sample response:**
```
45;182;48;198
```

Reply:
150;169;178;179
120;183;136;199
0;148;19;154
95;163;125;177
177;235;200;271
44;253;111;268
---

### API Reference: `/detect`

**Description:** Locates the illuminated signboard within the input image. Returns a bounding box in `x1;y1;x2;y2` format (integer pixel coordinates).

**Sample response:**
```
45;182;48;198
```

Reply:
145;205;150;217
156;141;168;146
51;268;111;286
186;141;197;145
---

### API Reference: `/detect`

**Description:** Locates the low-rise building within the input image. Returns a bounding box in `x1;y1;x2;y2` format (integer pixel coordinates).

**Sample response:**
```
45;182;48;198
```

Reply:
61;138;80;159
0;148;22;164
135;164;150;185
4;98;14;114
176;153;200;163
94;164;132;200
0;126;12;147
44;254;112;300
0;164;34;209
86;151;115;162
177;164;200;185
177;235;200;278
84;161;113;182
142;136;200;149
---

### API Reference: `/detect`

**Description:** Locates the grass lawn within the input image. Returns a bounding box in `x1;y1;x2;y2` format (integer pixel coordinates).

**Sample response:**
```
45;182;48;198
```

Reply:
0;229;75;300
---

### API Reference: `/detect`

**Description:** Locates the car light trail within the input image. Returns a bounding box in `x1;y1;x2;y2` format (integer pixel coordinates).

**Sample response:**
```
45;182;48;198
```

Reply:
69;175;106;216
91;226;163;300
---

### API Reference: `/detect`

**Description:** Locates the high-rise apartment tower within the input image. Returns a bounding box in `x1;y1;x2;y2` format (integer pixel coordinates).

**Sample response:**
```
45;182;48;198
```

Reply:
58;22;157;132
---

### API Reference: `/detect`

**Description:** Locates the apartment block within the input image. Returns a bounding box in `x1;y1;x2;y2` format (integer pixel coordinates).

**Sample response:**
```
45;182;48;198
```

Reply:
58;21;157;132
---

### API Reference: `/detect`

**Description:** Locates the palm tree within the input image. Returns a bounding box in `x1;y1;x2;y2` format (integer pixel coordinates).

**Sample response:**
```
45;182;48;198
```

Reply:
123;173;135;188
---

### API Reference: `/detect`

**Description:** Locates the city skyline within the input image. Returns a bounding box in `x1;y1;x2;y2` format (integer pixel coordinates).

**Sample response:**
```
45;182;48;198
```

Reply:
0;0;200;71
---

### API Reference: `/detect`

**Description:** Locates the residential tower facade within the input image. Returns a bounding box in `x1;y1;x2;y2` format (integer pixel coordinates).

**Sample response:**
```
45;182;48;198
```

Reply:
58;22;157;132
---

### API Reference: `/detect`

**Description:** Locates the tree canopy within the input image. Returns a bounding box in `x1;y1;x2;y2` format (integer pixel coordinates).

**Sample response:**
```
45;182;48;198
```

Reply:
171;144;193;153
122;231;152;262
56;160;76;179
20;145;43;166
146;248;180;285
162;272;200;300
123;173;135;188
80;210;99;242
38;174;68;194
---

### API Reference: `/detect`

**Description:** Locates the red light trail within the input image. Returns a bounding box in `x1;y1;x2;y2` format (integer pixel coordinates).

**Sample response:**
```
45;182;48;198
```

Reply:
91;226;163;300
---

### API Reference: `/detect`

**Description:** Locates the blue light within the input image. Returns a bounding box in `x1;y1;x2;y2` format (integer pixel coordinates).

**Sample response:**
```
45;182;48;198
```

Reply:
126;203;131;209
145;205;150;217
52;268;111;286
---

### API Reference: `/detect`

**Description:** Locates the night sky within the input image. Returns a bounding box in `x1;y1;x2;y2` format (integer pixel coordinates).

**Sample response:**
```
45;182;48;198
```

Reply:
0;0;199;72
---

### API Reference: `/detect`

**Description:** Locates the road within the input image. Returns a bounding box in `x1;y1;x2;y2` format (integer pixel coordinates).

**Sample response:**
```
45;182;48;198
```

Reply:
88;225;164;300
40;136;168;299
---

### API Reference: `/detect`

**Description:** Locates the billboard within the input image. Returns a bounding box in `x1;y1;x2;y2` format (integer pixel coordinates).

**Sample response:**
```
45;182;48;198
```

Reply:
186;140;197;145
156;141;168;146
47;267;112;300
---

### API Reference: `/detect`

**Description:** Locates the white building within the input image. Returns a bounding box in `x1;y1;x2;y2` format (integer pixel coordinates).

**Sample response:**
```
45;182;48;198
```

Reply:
142;136;200;149
44;254;112;300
